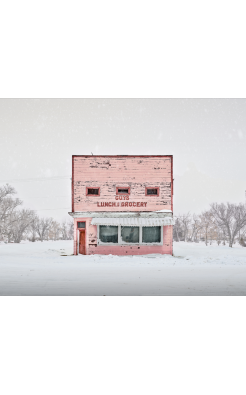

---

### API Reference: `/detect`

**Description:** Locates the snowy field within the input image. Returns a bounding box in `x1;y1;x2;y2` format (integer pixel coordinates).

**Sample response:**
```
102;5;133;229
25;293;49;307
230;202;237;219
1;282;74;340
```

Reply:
0;240;246;295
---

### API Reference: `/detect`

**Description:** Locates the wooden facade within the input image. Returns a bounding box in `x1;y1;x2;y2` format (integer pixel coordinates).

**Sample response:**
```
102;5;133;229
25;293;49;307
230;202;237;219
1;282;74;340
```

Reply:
69;155;174;255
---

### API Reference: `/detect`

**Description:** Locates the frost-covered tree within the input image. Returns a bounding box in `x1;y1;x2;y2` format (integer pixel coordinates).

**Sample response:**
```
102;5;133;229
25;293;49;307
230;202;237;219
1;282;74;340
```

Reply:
190;214;203;242
199;211;213;246
173;217;181;242
0;184;22;241
68;219;74;240
10;209;35;243
29;214;39;242
210;202;246;248
36;217;53;242
59;219;74;240
179;213;191;242
48;220;61;241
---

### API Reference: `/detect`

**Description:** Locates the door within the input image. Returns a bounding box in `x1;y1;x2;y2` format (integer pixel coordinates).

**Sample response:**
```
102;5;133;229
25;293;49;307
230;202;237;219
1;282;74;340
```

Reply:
79;230;86;254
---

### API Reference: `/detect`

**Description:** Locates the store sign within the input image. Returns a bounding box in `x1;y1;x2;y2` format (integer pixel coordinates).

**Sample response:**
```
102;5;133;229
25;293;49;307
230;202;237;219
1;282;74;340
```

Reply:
97;202;147;207
115;195;129;200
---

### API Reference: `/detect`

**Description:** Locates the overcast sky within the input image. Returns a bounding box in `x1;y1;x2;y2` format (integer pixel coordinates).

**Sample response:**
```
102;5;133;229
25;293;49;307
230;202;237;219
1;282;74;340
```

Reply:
0;98;245;220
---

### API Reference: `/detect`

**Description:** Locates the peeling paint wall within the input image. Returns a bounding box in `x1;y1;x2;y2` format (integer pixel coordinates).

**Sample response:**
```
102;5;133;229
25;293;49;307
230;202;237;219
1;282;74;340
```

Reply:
73;217;173;256
73;156;173;212
72;155;173;256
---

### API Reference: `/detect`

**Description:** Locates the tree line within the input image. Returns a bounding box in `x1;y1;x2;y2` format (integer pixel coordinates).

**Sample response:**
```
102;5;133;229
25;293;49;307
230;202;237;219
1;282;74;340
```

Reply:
174;202;246;247
0;184;73;243
2;183;246;247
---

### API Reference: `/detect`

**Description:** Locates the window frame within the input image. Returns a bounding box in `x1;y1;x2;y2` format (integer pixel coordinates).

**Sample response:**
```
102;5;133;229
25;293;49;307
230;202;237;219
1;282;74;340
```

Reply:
116;187;130;195
145;187;160;196
99;224;119;244
77;221;86;228
97;225;163;246
120;225;140;244
86;187;100;197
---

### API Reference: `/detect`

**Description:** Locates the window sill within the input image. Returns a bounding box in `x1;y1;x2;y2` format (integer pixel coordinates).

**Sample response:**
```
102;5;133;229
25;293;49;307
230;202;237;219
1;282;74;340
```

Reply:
97;242;162;246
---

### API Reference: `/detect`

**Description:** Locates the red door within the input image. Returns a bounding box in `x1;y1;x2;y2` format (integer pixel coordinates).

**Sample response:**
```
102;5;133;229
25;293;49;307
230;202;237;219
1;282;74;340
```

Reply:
79;230;86;255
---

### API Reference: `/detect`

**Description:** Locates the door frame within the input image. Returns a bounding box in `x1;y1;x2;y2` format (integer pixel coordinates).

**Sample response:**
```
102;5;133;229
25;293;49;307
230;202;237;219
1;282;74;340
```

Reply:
77;228;86;255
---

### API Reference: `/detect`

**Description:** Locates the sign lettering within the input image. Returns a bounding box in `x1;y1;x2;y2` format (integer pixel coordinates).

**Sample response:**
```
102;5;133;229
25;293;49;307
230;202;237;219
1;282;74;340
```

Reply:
97;202;147;207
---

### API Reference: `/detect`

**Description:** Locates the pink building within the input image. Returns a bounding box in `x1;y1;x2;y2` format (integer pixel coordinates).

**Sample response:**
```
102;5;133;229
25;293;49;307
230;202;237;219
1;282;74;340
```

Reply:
69;155;174;255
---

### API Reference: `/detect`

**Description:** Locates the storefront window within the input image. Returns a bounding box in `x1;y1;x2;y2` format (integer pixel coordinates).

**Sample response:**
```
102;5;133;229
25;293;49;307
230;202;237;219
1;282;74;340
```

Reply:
98;225;162;244
142;226;161;243
99;226;118;243
121;226;139;243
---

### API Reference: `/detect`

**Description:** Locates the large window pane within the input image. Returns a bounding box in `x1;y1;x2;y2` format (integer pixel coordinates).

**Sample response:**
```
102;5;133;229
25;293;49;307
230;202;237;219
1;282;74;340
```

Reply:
142;226;161;243
99;226;118;243
121;226;139;243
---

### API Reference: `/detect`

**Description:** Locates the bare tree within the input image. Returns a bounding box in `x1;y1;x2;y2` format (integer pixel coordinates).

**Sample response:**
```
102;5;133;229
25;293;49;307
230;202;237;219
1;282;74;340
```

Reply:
0;184;16;203
200;211;213;246
210;202;246;248
48;220;61;241
36;217;53;242
190;214;203;242
0;184;22;241
59;219;74;240
179;213;191;242
29;214;39;242
10;209;35;243
173;217;181;241
60;221;69;240
68;219;74;240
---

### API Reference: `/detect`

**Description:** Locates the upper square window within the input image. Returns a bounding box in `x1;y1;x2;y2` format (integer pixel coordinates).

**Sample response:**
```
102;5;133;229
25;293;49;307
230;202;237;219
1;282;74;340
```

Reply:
86;187;100;196
145;187;159;196
116;187;130;195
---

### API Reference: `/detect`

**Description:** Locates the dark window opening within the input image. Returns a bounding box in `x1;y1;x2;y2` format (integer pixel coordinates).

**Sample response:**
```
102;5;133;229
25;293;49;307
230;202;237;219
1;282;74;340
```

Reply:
78;222;86;228
116;187;130;194
99;226;118;243
142;226;161;243
87;188;99;195
121;226;139;243
147;188;158;195
118;188;129;193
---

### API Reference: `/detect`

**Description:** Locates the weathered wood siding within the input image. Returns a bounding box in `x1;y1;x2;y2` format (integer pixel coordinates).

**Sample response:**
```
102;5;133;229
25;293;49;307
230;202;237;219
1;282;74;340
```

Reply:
73;217;173;256
72;155;173;212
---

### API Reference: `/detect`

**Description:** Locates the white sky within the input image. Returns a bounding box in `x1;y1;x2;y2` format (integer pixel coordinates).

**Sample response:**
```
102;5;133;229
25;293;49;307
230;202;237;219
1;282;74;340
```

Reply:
1;1;246;388
0;98;245;220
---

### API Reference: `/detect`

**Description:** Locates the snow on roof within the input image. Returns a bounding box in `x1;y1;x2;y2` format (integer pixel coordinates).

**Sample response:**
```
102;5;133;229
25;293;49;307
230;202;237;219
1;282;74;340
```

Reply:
91;216;174;226
154;209;172;213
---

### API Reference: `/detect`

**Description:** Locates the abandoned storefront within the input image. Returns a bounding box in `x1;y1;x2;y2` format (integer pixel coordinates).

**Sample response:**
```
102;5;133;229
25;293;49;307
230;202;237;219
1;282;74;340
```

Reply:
69;155;174;255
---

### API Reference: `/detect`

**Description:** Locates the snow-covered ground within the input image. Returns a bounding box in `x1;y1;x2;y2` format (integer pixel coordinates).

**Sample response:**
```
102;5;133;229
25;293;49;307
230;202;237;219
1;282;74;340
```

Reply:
0;240;246;295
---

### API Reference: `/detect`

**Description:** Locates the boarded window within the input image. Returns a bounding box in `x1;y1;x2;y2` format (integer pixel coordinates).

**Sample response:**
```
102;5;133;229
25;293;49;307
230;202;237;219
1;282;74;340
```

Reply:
142;226;161;243
87;188;99;195
77;222;85;228
99;226;118;243
146;188;158;195
121;226;139;243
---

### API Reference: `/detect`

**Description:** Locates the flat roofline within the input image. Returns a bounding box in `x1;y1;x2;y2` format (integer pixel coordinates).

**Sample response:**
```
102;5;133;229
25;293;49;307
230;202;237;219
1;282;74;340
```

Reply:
72;155;173;158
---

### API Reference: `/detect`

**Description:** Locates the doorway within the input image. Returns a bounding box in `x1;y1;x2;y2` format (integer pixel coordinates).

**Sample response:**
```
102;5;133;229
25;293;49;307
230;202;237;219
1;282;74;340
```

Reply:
79;230;86;255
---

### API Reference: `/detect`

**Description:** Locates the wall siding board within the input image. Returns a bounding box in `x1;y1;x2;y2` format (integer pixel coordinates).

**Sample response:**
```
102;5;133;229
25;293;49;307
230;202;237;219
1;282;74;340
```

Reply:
73;217;172;256
71;156;173;255
73;156;173;212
